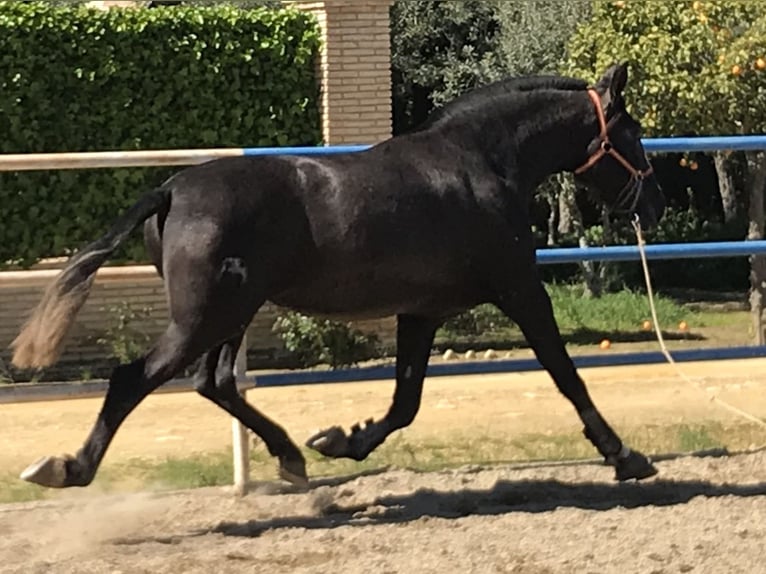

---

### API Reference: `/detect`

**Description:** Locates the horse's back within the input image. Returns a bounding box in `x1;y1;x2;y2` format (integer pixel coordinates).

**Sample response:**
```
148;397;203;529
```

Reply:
155;142;514;318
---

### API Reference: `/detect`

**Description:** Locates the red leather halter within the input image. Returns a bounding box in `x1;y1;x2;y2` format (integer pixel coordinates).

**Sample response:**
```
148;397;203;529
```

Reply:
574;88;653;181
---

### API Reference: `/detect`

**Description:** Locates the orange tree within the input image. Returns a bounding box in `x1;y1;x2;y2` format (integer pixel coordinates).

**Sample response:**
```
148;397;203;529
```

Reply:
565;0;766;341
566;0;765;220
712;11;766;342
565;0;762;135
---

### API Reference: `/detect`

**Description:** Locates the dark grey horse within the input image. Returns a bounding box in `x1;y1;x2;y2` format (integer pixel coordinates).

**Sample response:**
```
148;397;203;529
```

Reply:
12;62;665;489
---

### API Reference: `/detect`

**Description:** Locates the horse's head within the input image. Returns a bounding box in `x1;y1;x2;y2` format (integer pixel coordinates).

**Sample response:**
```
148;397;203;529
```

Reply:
573;62;665;228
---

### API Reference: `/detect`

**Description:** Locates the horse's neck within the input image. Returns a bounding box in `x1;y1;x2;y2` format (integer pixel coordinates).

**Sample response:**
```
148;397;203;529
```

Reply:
468;91;597;195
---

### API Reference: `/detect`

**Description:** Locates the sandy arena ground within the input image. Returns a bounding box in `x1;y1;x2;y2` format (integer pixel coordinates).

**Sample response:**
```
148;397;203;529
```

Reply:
2;359;766;573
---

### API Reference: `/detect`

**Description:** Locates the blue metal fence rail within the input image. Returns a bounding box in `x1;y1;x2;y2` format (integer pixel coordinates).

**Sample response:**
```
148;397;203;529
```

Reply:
249;240;766;388
240;135;766;157
247;136;766;387
536;240;766;264
252;346;766;388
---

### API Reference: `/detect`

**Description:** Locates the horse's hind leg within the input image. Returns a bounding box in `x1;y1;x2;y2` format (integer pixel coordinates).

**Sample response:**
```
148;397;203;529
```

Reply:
194;335;307;486
496;278;657;481
306;314;439;460
20;322;196;488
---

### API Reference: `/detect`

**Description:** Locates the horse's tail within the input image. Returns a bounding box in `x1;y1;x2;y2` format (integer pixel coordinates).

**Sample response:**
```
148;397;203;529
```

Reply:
11;187;171;369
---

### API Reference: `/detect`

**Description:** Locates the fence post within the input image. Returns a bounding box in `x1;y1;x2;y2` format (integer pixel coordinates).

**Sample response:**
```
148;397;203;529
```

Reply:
232;334;250;495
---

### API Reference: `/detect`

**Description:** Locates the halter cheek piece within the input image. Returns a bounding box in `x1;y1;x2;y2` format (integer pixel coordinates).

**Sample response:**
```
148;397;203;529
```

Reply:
574;88;653;187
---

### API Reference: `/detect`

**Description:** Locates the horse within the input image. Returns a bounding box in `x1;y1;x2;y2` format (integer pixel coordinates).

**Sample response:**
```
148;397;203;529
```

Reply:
11;62;665;490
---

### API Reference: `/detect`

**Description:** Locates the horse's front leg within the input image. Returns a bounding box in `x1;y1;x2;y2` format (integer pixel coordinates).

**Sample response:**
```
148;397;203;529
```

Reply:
497;277;657;481
306;314;438;460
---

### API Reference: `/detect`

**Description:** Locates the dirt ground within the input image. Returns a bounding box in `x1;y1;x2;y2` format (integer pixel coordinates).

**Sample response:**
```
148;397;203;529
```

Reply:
2;359;766;573
1;451;765;574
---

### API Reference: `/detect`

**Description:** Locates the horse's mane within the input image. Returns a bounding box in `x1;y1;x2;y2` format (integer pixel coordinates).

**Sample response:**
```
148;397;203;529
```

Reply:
413;75;589;132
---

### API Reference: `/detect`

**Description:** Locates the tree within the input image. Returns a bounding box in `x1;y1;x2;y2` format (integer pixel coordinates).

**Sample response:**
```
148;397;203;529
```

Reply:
390;0;591;134
565;0;766;341
494;0;592;77
564;0;766;220
390;0;504;134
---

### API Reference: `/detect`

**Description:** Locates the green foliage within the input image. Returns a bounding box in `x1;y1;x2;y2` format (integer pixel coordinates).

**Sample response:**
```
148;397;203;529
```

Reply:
441;304;512;337
0;1;321;267
564;0;766;135
493;0;592;77
390;0;591;133
562;1;766;293
390;0;502;132
273;311;382;369
711;11;766;133
0;356;13;384
96;301;154;363
622;205;748;290
547;283;690;331
142;452;234;489
676;424;718;452
165;1;283;7
437;284;695;342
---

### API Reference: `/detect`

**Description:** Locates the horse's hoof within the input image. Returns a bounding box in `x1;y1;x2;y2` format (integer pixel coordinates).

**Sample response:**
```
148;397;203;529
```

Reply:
20;455;71;488
279;458;309;489
305;426;349;458
614;449;658;481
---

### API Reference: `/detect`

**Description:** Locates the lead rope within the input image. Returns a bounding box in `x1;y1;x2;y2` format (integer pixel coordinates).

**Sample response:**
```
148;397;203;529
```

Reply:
631;215;766;429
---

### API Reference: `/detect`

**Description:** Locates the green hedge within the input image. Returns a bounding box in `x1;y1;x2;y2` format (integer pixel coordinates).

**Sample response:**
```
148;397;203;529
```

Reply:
0;1;322;267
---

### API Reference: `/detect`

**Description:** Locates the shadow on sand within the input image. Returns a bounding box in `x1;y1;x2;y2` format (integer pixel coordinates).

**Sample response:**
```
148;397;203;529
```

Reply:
199;448;766;539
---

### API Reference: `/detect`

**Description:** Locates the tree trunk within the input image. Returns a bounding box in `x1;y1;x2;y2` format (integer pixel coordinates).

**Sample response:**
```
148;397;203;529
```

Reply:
547;189;558;246
598;206;612;288
558;175;601;297
557;183;573;236
746;151;766;345
713;151;738;224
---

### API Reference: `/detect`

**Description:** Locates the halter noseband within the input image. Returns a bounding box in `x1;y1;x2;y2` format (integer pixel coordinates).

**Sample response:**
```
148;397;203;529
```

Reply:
574;88;653;181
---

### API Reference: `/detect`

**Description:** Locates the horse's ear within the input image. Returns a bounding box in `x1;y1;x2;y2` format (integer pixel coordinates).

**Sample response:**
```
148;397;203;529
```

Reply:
595;62;629;102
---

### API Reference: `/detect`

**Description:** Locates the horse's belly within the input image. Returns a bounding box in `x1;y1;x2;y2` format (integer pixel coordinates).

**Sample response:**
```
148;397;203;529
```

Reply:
270;264;480;320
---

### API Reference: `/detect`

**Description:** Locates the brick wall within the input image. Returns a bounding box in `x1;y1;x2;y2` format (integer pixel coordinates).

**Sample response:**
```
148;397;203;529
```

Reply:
0;266;397;379
285;0;394;144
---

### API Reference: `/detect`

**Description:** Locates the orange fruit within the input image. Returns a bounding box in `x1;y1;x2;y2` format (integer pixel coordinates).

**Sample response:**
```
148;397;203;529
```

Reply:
600;339;611;350
642;320;652;331
757;58;766;70
732;64;742;76
679;321;689;332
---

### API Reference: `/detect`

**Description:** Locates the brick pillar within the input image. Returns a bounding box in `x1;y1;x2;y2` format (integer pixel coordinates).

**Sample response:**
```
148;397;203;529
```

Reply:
284;0;394;145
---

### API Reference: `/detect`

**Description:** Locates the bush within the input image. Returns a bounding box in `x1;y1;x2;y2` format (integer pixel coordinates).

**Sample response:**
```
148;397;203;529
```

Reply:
440;304;513;338
0;1;321;267
96;301;154;364
273;312;382;369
